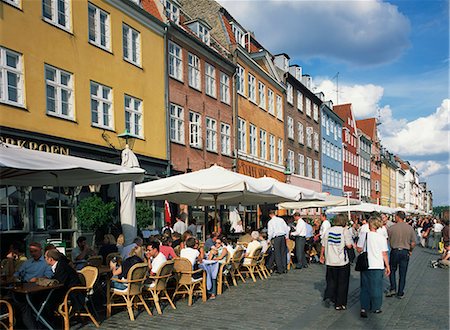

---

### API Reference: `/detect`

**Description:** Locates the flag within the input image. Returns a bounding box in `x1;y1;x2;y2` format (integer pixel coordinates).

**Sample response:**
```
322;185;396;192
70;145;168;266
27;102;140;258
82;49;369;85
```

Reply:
164;200;171;225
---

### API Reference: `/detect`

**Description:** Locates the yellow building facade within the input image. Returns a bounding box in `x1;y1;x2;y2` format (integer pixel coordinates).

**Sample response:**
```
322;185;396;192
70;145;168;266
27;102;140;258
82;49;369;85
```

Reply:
381;163;390;207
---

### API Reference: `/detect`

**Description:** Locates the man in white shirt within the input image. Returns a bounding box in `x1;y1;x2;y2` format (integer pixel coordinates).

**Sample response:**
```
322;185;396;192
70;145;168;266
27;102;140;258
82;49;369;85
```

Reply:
320;214;331;240
267;210;290;274
291;212;308;269
145;241;167;275
173;213;188;234
180;237;201;269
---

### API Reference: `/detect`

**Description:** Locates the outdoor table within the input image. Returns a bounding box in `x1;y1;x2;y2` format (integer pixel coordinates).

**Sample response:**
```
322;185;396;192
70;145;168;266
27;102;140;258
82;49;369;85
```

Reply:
199;260;219;291
11;282;64;330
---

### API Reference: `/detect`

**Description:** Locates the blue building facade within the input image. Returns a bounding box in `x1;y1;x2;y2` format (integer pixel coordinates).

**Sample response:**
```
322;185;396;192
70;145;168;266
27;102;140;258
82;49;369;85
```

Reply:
320;101;344;196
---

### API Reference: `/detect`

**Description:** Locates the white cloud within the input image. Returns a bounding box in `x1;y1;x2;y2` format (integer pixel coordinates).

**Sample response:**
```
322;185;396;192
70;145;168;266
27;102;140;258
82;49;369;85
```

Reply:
381;99;450;157
218;0;411;66
412;160;450;178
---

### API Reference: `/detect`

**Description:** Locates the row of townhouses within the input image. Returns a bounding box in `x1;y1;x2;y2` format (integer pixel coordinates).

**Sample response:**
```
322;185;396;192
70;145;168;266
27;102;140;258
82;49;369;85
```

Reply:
0;0;432;247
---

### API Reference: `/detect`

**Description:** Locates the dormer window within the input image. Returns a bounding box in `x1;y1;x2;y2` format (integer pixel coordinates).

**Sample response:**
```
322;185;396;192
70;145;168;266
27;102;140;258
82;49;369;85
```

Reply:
188;21;210;45
164;0;179;24
231;23;245;47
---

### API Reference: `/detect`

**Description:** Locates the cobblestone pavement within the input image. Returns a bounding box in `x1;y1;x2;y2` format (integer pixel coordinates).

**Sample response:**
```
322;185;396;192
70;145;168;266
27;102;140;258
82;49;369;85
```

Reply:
77;247;448;330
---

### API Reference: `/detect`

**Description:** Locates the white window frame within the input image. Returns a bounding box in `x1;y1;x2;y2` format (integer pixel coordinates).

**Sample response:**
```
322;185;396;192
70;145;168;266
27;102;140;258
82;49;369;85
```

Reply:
197;23;210;45
164;0;180;24
322;113;326;127
269;134;275;162
3;0;21;8
168;41;183;81
314;132;319;151
205;62;216;98
314;160;319;180
247;73;256;103
169;103;184;144
258;81;266;109
42;0;71;31
268;89;275;115
298;122;304;145
286;83;293;104
220;122;231;155
0;47;24;107
249;124;257;156
45;64;74;120
188;53;201;90
124;94;143;138
122;23;141;66
238;118;246;153
298;154;305;176
236;65;245;95
287;150;294;173
205;117;217;152
189;111;202;148
277;138;283;165
306;127;313;148
259;129;267;160
297;90;303;111
220;72;230;104
307;157;312;178
287;117;294;140
231;23;245;47
90;81;113;129
305;97;311;117
88;3;111;51
313;103;319;122
276;94;283;120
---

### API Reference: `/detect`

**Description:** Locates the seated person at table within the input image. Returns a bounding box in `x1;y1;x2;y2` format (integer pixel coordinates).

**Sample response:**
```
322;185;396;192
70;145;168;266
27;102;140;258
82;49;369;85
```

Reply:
238;228;253;244
110;246;144;290
99;234;118;265
259;232;270;254
179;230;193;250
208;238;228;264
14;242;53;282
180;237;203;270
204;232;219;253
159;236;177;260
72;236;96;270
121;237;143;261
171;232;182;248
145;241;167;275
243;231;261;265
1;241;27;278
223;237;236;259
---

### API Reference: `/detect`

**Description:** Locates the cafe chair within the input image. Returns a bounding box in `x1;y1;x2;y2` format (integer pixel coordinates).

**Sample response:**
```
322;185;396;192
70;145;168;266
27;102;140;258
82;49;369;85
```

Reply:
87;256;103;267
286;239;295;271
217;254;231;295
229;247;246;286
57;266;100;330
106;263;151;321
143;260;176;315
172;258;206;306
173;245;181;257
257;253;271;279
240;246;263;282
0;299;13;330
105;252;121;266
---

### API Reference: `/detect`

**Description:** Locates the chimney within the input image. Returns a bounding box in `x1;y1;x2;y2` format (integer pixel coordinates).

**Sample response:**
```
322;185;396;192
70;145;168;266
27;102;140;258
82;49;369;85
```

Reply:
302;74;312;90
274;53;290;72
289;65;302;81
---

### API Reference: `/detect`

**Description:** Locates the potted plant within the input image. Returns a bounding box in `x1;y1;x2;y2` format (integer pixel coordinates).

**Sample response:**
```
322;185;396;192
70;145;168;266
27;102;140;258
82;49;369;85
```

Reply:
136;200;153;232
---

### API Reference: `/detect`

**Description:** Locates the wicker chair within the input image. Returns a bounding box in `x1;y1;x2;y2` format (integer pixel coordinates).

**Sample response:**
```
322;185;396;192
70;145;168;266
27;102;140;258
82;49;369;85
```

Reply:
229;247;246;286
257;253;271;279
173;245;181;257
172;258;206;306
106;263;152;321
240;246;263;282
217;253;231;295
57;266;100;330
0;300;13;330
286;239;295;271
143;260;176;315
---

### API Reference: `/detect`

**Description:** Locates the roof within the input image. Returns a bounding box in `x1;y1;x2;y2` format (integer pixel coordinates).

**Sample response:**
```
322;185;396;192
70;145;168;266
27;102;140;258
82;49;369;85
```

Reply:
141;0;163;22
333;103;352;122
356;118;377;141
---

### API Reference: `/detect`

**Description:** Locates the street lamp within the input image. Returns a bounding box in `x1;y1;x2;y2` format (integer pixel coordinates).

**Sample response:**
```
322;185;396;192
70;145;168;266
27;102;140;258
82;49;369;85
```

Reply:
118;130;136;150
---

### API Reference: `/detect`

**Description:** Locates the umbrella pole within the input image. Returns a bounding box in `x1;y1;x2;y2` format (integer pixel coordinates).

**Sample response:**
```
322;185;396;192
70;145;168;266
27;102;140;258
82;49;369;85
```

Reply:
213;194;218;233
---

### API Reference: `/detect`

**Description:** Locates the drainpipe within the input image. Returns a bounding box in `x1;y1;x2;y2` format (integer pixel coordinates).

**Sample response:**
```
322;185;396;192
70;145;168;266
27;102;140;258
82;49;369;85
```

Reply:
232;48;238;173
164;24;171;177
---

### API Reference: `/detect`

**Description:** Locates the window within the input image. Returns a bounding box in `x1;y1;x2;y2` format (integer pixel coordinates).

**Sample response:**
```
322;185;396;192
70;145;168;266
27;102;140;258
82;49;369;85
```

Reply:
0;185;25;231
313;104;319;122
164;0;179;24
42;0;71;30
306;127;313;148
88;3;110;51
258;82;266;109
233;64;246;96
314;132;319;151
297;90;303;111
122;24;141;66
326;118;330;135
287;117;294;139
277;138;283;165
90;81;113;129
220;72;230;104
269;134;275;162
125;95;143;137
3;0;20;8
220;123;231;155
307;157;312;178
338;147;341;162
314;160;319;180
189;111;202;148
0;47;24;106
298;154;305;176
206;117;217;152
168;41;182;80
170;103;184;144
287;150;294;173
338;128;342;138
334;123;338;140
259;129;267;160
298;123;304;144
305;97;311;117
322;138;326;154
286;83;293;104
276;95;283;120
195;23;210;45
247;73;256;103
322;113;326;127
205;63;216;97
268;89;274;115
249;124;257;156
45;64;73;119
238;118;246;152
231;23;245;47
188;53;201;90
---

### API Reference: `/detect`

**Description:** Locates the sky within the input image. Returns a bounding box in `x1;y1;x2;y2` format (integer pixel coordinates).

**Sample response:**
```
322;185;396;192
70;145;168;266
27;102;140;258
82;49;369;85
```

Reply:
218;0;449;206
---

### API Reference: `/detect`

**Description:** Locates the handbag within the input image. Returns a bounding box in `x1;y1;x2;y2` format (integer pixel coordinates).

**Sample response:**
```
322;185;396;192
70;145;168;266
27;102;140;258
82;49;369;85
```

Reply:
355;233;369;272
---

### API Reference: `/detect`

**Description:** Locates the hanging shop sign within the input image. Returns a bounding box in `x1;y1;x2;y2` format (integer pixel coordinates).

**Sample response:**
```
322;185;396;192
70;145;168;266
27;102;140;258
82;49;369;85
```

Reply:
0;136;69;155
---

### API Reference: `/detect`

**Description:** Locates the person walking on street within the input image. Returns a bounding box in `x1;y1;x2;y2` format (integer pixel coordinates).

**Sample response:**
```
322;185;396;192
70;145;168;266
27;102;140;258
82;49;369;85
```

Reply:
291;212;307;269
320;214;353;310
385;211;416;299
267;210;290;274
319;213;331;241
357;216;390;318
173;213;188;234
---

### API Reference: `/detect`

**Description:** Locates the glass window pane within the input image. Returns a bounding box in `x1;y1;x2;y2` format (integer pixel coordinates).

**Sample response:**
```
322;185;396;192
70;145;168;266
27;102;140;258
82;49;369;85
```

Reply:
46;85;56;112
6;53;18;68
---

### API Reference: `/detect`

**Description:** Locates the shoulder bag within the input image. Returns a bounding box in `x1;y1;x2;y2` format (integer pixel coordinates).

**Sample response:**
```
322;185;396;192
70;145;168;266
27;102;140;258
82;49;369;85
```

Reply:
355;233;369;272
